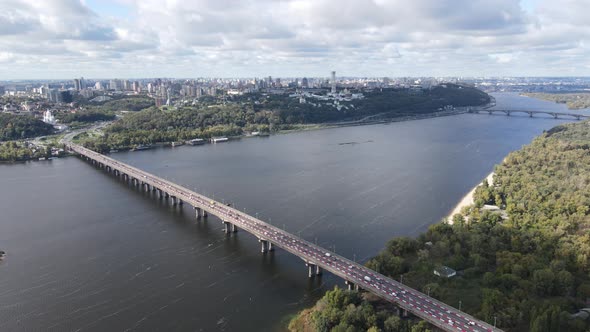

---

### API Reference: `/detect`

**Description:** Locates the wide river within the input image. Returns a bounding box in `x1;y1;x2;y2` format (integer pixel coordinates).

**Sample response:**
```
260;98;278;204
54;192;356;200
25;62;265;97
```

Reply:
0;93;585;331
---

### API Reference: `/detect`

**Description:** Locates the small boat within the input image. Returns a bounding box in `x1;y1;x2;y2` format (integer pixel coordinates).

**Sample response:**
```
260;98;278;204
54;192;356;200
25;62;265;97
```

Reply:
212;137;228;143
38;157;46;161
0;250;5;260
132;145;152;151
171;141;184;147
109;149;119;153
187;138;205;145
258;132;270;137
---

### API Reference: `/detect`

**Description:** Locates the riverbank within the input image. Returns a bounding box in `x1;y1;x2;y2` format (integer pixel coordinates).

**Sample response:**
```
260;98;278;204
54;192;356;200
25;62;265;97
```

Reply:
445;171;495;224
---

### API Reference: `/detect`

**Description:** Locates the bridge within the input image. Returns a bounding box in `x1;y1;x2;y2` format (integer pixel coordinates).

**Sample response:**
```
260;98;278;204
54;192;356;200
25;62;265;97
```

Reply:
67;143;502;332
469;109;589;120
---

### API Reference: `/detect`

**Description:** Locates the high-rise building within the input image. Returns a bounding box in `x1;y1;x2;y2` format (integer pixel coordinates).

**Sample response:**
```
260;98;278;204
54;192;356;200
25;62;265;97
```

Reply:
48;89;60;102
59;90;73;103
109;79;123;91
301;77;309;88
73;78;81;91
331;71;336;94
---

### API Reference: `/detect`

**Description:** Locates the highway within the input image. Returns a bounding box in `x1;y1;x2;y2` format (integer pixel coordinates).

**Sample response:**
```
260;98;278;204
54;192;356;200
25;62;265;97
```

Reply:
68;143;502;332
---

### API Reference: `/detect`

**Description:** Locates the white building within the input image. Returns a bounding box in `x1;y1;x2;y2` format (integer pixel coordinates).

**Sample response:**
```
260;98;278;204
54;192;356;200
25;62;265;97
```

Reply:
43;110;56;124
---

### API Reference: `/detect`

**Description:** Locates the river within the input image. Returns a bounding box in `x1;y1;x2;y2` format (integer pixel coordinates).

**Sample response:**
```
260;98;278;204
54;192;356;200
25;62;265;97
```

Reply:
0;93;582;331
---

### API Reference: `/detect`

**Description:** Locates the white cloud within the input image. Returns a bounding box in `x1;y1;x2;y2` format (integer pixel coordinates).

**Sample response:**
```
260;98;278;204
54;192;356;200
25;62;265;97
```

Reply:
0;0;588;78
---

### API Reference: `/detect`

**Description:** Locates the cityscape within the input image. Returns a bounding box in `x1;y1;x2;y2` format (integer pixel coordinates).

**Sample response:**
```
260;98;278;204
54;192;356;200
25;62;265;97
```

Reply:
1;1;590;332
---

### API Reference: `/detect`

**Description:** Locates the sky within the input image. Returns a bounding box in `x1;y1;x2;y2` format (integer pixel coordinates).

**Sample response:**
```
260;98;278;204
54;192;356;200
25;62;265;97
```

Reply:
0;0;588;79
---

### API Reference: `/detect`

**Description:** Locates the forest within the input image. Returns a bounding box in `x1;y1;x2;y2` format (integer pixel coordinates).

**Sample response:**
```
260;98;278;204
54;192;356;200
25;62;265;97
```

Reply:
0;113;54;141
290;120;590;332
81;85;489;152
91;96;154;112
0;141;52;162
55;109;116;124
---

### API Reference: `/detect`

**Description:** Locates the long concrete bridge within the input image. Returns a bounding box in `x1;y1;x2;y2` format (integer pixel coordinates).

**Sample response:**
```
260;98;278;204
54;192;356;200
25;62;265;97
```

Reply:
68;143;502;332
469;109;589;120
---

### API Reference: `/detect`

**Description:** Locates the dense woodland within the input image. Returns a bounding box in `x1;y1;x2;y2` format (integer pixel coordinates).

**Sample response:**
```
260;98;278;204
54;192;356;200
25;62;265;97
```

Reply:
0;114;54;141
56;96;153;124
91;96;154;112
523;92;590;110
0;141;52;162
81;85;489;152
55;109;116;123
290;121;590;332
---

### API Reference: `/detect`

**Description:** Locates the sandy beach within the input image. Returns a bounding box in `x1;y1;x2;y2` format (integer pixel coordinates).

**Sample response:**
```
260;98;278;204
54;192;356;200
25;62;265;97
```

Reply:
446;171;495;224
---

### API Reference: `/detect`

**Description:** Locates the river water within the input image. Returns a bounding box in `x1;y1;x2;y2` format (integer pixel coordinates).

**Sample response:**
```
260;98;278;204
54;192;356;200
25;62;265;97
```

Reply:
0;93;583;331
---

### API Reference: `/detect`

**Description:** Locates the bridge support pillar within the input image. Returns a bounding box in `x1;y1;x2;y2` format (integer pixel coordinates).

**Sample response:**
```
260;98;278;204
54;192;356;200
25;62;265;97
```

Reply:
344;280;359;290
171;196;177;205
222;221;236;233
202;210;208;218
178;199;183;205
194;207;202;218
306;263;318;278
259;239;270;253
316;265;322;276
529;112;533;117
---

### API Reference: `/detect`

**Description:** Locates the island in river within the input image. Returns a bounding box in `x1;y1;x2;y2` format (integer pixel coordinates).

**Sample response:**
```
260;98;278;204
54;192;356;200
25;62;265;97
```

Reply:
289;120;590;332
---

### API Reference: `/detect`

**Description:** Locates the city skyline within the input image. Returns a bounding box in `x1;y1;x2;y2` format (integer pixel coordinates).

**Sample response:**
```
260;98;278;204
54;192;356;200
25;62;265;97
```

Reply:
0;0;589;79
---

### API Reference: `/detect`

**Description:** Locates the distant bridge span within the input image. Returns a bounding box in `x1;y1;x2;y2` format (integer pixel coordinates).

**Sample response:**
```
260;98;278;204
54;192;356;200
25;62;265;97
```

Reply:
68;143;502;332
469;109;589;120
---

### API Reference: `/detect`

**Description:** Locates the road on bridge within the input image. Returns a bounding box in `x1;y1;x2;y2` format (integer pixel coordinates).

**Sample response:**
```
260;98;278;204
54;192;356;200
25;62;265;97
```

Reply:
68;143;502;332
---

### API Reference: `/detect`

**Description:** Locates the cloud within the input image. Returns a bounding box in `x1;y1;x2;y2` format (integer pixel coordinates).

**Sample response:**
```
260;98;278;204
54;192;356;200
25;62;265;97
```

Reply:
0;0;589;78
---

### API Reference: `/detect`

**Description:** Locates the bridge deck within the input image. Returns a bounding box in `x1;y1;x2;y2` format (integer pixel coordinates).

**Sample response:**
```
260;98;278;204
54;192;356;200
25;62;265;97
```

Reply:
470;109;589;119
69;143;502;332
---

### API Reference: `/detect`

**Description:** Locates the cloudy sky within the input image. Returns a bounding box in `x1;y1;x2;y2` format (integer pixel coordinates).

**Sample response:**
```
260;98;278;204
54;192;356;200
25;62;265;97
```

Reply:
0;0;588;79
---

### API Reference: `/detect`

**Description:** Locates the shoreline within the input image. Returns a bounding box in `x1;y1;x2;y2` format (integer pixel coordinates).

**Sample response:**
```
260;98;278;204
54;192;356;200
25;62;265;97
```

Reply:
64;108;478;155
445;171;495;224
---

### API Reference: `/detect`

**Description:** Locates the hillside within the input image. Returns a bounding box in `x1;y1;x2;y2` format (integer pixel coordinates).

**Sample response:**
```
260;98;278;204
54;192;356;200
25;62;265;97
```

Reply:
81;85;489;152
0;113;54;141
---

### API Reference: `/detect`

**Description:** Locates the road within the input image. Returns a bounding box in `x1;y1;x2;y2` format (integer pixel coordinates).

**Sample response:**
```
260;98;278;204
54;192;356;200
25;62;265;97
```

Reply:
68;143;502;332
